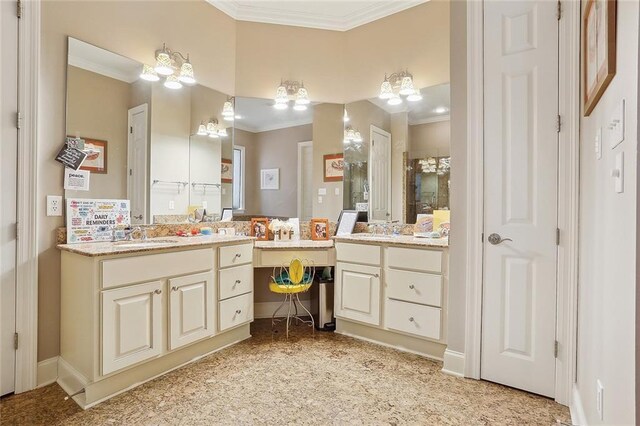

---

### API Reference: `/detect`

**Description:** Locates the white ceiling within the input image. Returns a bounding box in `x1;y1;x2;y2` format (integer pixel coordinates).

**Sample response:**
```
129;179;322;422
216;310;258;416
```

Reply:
68;38;141;83
207;0;429;31
234;96;314;133
366;83;450;125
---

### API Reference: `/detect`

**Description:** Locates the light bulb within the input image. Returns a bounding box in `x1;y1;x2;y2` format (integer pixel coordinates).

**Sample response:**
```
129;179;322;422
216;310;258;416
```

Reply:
399;75;415;95
197;124;207;136
217;128;228;137
407;92;423;102
387;95;402;106
140;64;159;82
154;51;174;76
164;75;182;89
178;61;195;84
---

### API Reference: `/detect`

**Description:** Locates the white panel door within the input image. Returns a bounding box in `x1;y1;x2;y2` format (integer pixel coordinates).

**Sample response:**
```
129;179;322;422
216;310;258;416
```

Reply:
128;104;148;224
481;0;559;397
0;0;18;397
168;272;215;350
369;126;391;221
102;281;163;375
335;262;381;325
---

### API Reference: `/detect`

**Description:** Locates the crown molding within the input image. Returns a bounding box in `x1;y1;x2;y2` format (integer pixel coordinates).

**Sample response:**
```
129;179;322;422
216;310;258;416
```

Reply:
409;115;450;126
234;118;313;134
68;54;138;84
206;0;429;31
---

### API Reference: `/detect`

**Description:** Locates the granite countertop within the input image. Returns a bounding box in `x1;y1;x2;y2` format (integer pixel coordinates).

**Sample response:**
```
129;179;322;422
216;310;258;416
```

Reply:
254;239;334;249
57;235;255;257
333;234;449;249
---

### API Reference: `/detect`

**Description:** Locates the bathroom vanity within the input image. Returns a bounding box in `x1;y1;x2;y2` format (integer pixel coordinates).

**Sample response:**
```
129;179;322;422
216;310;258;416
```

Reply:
57;236;254;408
332;235;449;360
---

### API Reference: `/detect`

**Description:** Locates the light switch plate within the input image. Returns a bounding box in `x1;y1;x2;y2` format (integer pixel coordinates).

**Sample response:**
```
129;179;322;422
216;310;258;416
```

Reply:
169;200;175;210
612;151;624;193
317;196;323;204
334;187;340;196
595;127;602;159
46;195;63;217
318;188;327;196
608;99;625;149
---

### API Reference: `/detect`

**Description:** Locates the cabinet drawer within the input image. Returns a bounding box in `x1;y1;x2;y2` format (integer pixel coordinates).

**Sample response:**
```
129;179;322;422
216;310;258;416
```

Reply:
219;243;253;269
336;242;381;266
101;248;214;289
386;247;442;273
219;293;253;332
219;264;253;300
385;299;441;340
386;269;442;307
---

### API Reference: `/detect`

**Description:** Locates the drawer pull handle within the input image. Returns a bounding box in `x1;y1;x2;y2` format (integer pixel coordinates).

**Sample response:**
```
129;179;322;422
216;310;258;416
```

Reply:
409;284;415;290
374;274;380;278
234;253;242;258
235;309;242;315
154;289;162;295
171;286;178;292
408;317;415;322
235;280;241;284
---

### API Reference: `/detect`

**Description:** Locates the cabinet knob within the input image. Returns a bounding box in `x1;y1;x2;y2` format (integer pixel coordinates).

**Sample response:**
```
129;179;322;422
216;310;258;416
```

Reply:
374;273;380;278
154;289;162;295
235;309;242;315
171;286;178;292
408;317;415;322
409;284;415;290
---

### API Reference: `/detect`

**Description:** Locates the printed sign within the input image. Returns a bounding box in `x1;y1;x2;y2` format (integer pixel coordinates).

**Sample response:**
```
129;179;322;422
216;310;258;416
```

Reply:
66;199;130;244
55;144;87;170
64;168;90;191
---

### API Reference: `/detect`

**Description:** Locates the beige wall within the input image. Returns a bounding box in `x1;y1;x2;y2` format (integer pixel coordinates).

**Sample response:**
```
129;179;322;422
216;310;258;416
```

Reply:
65;66;129;200
577;1;638;424
409;120;451;158
391;112;408;222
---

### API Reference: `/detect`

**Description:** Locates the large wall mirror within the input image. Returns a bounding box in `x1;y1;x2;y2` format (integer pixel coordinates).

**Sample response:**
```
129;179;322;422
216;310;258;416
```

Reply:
343;83;450;224
65;38;234;224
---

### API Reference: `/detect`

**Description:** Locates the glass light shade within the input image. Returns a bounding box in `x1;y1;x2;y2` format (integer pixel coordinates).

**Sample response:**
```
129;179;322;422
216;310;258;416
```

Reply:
407;91;423;102
274;101;288;110
206;121;217;134
178;61;195;84
343;109;350;123
343;130;350;143
275;84;289;102
222;100;235;117
164;75;182;90
347;128;356;140
353;131;363;142
197;124;207;136
154;51;174;76
295;87;310;105
217;128;228;137
399;76;415;95
378;79;393;99
387;94;402;106
140;64;160;82
293;104;307;111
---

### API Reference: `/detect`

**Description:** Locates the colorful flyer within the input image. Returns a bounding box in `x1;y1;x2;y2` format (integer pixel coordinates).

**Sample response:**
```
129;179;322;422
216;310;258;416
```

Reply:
66;199;130;244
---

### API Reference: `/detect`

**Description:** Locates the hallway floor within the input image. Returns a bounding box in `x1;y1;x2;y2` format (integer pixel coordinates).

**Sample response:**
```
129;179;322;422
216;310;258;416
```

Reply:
1;320;570;425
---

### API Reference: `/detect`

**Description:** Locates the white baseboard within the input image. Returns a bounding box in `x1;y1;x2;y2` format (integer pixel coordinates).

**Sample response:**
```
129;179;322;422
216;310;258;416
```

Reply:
57;356;89;399
36;357;59;388
441;349;465;378
570;384;587;425
254;300;312;319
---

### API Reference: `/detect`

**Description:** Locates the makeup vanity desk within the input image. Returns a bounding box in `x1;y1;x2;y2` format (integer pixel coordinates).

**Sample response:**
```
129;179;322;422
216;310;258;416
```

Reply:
253;240;335;267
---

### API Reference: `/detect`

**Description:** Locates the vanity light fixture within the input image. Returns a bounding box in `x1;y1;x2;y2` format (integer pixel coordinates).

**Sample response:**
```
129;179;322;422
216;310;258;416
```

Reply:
143;43;196;89
197;122;208;136
222;97;235;121
378;70;421;105
206;119;219;138
343;127;363;144
273;79;311;111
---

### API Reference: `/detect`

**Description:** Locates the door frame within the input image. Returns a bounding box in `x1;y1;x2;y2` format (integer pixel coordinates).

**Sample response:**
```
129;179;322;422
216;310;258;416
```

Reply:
14;0;40;393
368;125;392;222
127;104;149;224
297;141;312;219
463;0;580;406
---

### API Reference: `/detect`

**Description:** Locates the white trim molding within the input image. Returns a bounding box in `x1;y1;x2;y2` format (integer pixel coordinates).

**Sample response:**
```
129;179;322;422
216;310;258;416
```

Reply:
409;115;450;126
14;0;40;394
570;384;588;426
37;357;58;388
442;349;465;378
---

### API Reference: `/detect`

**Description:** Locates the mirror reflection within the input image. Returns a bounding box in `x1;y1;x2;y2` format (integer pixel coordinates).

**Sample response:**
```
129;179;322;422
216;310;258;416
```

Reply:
65;38;233;224
343;83;450;224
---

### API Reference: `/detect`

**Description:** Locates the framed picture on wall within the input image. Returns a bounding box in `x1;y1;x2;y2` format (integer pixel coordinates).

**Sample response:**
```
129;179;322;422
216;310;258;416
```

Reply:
74;137;107;174
323;153;344;182
583;0;617;116
310;218;330;240
251;218;269;241
221;159;232;183
260;168;279;190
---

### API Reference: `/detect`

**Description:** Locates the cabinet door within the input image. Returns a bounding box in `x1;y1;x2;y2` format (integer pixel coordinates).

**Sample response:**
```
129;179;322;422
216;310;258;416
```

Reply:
168;271;215;350
335;262;381;325
102;281;163;375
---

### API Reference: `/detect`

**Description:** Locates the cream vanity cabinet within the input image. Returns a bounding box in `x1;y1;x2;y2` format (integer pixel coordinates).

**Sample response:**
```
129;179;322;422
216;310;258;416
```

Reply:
334;240;448;360
59;241;254;408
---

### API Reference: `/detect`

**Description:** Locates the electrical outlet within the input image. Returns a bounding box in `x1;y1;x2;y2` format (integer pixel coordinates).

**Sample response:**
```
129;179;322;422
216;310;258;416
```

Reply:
169;200;175;210
318;188;327;196
596;380;604;420
317;196;323;204
46;195;63;217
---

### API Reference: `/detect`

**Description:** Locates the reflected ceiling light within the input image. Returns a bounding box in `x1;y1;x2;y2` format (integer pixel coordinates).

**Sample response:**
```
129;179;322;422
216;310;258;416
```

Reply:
164;74;182;90
353;131;363;143
145;43;196;89
140;64;160;82
344;127;362;144
222;98;235;121
434;106;448;114
378;70;421;105
217;127;228;137
197;123;207;136
343;109;350;123
274;79;311;111
206;119;220;138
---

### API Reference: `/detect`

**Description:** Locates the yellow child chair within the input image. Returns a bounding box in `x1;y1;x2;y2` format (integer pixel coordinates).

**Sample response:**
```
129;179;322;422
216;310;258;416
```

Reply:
269;258;315;338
